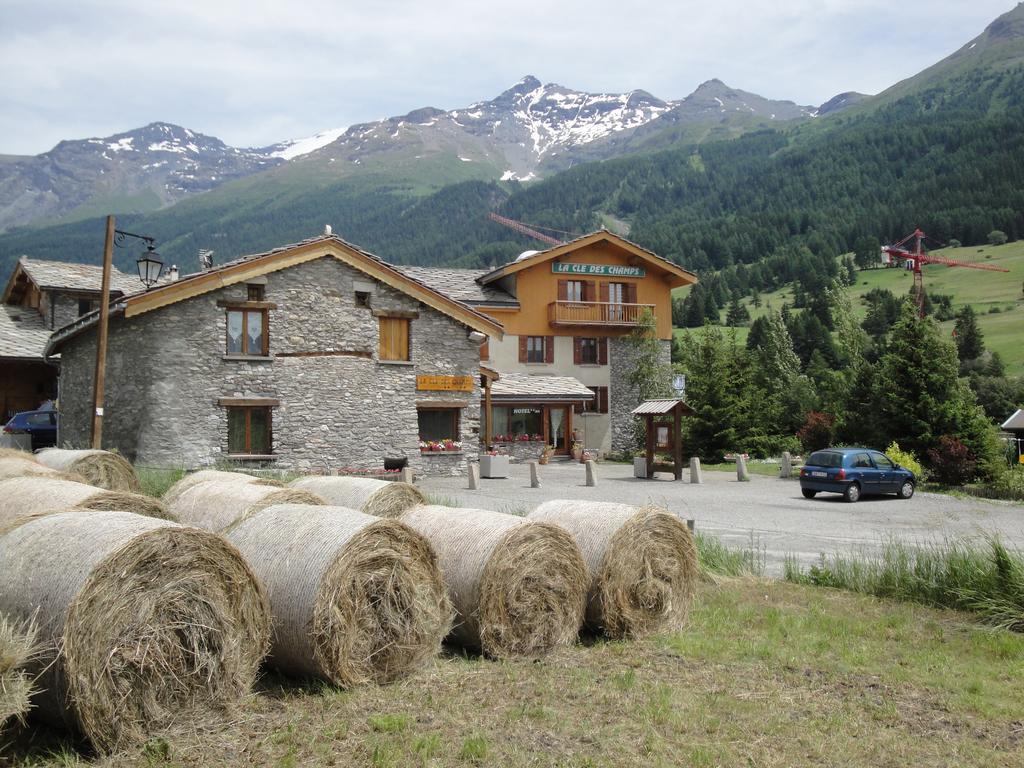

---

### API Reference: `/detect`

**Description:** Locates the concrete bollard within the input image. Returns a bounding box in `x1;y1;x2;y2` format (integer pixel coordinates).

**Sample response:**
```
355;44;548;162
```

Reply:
686;519;695;533
399;466;413;484
737;454;750;482
780;451;792;479
467;460;480;490
585;460;598;487
529;461;541;488
689;456;703;484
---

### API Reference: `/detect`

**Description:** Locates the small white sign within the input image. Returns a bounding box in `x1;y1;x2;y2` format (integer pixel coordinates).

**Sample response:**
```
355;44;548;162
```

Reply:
95;407;104;416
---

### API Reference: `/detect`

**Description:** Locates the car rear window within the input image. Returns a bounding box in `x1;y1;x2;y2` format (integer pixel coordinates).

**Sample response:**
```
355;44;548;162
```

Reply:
808;451;844;468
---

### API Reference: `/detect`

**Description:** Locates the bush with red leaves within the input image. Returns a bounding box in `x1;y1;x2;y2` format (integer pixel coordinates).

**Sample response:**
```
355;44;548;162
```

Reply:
797;411;837;453
927;435;977;485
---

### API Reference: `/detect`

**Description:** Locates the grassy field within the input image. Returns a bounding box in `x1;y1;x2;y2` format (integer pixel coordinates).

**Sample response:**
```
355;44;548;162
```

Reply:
674;240;1024;376
6;578;1023;767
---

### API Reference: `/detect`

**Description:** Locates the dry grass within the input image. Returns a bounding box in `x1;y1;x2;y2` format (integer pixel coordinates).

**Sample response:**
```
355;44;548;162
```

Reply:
0;477;171;522
8;578;1024;766
0;613;36;732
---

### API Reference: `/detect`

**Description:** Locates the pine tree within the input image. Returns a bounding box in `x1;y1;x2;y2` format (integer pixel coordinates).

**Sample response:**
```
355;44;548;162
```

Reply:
953;305;985;362
626;309;671;451
725;297;750;326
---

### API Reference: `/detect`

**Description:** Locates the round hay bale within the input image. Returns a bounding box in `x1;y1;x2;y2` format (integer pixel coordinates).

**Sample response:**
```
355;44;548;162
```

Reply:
226;503;451;686
0;448;36;460
33;449;140;492
0;456;85;484
398;505;587;658
163;469;283;505
168;481;324;532
528;501;698;638
0;510;269;753
0;613;37;732
0;477;172;522
290;476;425;518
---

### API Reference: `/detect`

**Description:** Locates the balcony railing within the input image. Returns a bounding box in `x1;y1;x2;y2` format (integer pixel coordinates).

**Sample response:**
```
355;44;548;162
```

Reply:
548;301;655;327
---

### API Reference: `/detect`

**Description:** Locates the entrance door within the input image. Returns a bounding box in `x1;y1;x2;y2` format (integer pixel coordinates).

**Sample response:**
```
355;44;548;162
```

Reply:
547;406;570;454
608;282;625;321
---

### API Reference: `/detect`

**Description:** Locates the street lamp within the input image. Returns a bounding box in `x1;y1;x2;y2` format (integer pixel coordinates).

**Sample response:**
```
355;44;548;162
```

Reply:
91;217;161;448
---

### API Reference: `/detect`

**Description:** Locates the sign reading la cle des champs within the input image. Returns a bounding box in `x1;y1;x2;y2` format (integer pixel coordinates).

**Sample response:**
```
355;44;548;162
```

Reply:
551;262;646;278
416;375;476;392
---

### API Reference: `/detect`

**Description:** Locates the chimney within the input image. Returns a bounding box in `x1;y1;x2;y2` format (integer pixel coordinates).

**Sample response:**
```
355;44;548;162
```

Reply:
167;265;179;282
324;224;333;236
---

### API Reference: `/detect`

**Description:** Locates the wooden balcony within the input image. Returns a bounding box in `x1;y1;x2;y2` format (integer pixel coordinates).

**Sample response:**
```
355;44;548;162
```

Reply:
548;301;655;327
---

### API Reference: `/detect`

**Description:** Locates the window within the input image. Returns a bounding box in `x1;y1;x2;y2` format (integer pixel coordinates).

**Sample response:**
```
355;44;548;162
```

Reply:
574;337;607;365
566;280;584;302
871;453;895;470
247;284;265;302
527;336;545;363
227;407;272;455
226;309;268;356
379;317;411;361
418;408;460;442
575;386;609;414
355;290;371;308
579;338;598;364
489;406;543;441
77;298;95;317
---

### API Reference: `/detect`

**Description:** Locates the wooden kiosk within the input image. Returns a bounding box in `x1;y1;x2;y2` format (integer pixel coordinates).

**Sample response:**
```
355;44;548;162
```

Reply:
632;399;694;480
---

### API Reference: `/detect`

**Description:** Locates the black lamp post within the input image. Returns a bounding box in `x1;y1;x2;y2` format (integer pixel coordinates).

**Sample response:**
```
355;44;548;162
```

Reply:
113;228;163;288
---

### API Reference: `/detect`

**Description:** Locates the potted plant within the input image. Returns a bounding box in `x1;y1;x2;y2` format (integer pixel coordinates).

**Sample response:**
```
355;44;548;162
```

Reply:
570;441;583;461
538;445;555;465
480;451;510;478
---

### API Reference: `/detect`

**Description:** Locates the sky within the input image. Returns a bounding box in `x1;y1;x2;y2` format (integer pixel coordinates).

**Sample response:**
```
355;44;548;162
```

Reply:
0;0;1018;156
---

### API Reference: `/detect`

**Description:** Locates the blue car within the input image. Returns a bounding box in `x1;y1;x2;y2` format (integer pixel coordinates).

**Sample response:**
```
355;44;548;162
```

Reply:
799;447;916;503
3;409;58;451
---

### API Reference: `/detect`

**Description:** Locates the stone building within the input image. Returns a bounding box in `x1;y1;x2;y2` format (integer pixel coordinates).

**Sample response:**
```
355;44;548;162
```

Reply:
1;257;137;418
399;230;696;456
46;236;502;475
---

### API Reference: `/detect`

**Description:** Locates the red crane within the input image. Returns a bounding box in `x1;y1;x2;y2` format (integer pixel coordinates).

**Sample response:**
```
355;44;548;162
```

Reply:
487;212;565;247
882;228;1010;317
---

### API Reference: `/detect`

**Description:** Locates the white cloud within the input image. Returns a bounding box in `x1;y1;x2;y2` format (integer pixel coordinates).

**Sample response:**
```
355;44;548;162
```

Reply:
0;0;1016;154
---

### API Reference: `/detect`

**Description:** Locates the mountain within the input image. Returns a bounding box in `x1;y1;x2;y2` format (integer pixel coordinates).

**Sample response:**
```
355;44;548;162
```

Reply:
0;123;288;231
0;77;825;234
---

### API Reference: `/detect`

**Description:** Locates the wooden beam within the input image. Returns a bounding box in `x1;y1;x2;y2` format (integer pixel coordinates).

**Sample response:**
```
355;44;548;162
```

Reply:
216;299;278;310
90;216;115;449
217;397;281;407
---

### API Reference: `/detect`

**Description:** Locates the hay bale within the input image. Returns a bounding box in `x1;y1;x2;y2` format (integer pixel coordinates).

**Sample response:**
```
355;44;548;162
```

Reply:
0;510;269;753
290;476;425;518
226;503;451;686
33;449;140;492
0;455;84;484
528;501;698;638
168;481;324;532
0;613;36;732
162;469;282;505
398;505;587;658
0;477;172;522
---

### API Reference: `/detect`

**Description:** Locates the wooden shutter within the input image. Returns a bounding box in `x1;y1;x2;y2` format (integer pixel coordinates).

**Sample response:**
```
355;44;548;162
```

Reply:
598;337;608;365
557;280;569;301
479;337;489;361
626;283;638;304
599;282;609;303
545;336;554;363
599;386;609;413
379;317;410;361
573;337;582;365
518;336;528;363
583;281;596;302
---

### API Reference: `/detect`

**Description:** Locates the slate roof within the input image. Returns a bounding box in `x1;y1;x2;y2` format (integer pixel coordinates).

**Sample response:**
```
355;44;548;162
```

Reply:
490;373;594;402
0;304;51;360
17;257;138;294
394;266;519;306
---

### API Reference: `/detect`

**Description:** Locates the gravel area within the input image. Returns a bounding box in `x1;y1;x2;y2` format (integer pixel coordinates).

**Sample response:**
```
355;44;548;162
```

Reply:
417;460;1024;575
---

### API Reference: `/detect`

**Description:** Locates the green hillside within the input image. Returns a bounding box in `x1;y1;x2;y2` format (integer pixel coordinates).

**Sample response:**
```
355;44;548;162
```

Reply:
674;241;1024;376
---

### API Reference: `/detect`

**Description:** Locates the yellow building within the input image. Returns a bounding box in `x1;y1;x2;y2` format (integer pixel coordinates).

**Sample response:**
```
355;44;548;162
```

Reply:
401;230;697;456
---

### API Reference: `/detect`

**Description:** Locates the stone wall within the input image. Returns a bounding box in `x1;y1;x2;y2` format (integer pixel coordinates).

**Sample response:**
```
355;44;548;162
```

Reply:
608;337;671;455
490;439;546;462
57;256;481;475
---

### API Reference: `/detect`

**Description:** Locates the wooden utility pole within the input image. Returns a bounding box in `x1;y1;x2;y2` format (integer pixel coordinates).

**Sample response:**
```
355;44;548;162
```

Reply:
91;215;115;448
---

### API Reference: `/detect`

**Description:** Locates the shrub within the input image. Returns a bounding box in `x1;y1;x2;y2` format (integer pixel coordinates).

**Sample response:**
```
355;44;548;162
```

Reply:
886;441;926;481
987;230;1009;246
741;434;802;459
927;435;977;485
992;467;1024;501
796;411;836;452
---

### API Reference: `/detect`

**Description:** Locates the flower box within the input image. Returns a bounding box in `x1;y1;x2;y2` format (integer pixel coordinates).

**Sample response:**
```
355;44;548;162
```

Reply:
479;454;510;478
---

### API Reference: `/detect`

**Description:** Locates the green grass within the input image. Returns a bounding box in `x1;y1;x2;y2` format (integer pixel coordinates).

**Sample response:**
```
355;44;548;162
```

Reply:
134;466;185;498
696;532;766;577
784;536;1024;631
674;240;1024;376
701;460;781;477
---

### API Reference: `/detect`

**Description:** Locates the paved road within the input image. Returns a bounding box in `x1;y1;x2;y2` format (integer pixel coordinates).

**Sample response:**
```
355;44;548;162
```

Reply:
417;460;1024;575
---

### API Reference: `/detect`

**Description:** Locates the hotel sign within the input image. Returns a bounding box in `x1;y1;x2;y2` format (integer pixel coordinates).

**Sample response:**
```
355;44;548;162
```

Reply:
416;375;476;392
552;262;645;277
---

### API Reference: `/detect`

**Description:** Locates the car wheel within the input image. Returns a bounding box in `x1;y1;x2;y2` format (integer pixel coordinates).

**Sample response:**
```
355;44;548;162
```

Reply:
801;489;817;499
843;482;861;503
898;480;915;499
